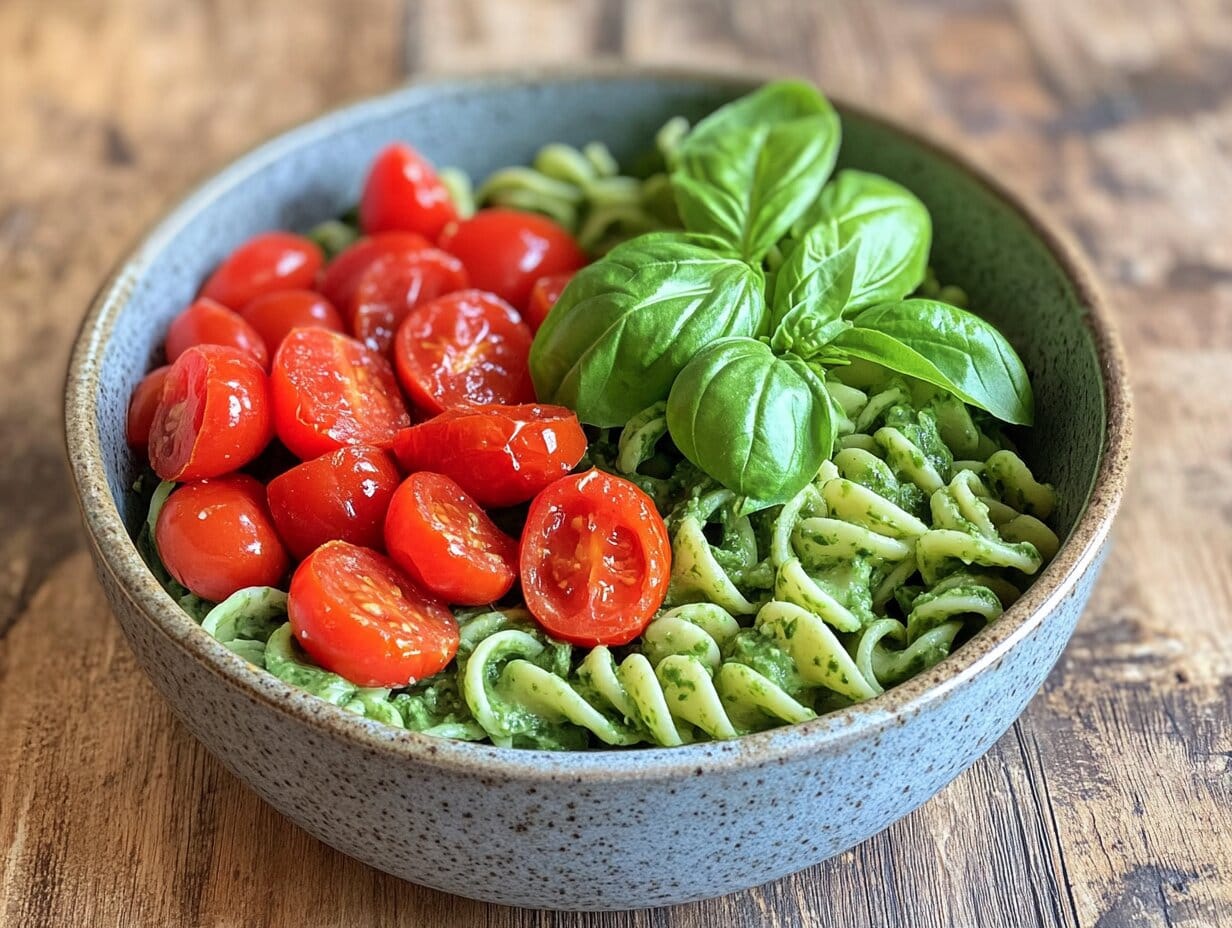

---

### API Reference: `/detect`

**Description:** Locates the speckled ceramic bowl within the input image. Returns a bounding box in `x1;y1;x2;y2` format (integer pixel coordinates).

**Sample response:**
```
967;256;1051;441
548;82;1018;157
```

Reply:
65;68;1131;911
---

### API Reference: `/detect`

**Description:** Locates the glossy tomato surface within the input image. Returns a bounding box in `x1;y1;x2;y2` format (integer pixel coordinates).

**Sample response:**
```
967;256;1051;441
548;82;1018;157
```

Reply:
349;247;467;354
316;232;431;313
239;289;345;351
525;271;576;333
520;470;670;647
393;403;586;508
155;475;289;602
199;232;322;310
270;328;410;460
359;144;457;240
126;365;170;449
148;345;273;481
288;540;458;686
165;297;270;368
393;289;534;414
266;446;401;560
384;472;517;605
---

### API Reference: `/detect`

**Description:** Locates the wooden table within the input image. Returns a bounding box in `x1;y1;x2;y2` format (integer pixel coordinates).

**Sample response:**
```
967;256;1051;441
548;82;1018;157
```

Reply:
2;1;1229;925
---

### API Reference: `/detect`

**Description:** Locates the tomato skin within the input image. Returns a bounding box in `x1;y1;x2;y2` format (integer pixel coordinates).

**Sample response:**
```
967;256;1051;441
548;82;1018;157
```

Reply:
393;403;586;508
271;328;411;460
393;289;534;414
288;540;458;687
316;232;432;313
126;365;171;449
148;346;274;481
266;446;401;560
239;289;345;351
520;470;671;647
349;247;468;354
384;472;517;605
525;272;576;333
155;475;290;602
359;144;457;240
165;297;270;369
199;232;322;310
438;209;586;311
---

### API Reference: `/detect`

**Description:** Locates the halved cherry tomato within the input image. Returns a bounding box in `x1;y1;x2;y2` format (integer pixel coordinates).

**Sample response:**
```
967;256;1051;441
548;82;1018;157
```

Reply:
393;289;534;413
384;472;517;605
165;297;270;368
359;144;457;240
155;475;289;602
437;209;586;311
199;232;322;310
393;404;586;508
520;470;670;647
316;232;431;313
271;328;411;460
349;247;468;353
126;365;170;449
525;272;576;332
266;446;401;560
288;540;458;686
239;289;345;351
149;346;273;481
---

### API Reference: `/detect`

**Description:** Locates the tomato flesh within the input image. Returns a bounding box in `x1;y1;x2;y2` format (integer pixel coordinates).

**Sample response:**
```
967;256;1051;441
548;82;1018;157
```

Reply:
165;297;270;368
126;365;170;449
525;272;576;333
239;289;345;351
200;232;322;310
316;232;432;314
288;540;458;686
359;144;457;240
349;247;468;354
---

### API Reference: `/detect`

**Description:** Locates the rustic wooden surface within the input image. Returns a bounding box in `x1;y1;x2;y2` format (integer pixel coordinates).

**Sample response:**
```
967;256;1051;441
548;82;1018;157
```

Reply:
2;1;1229;925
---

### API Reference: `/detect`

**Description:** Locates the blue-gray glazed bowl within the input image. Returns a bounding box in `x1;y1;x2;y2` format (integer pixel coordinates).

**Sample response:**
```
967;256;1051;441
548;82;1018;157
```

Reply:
65;67;1132;911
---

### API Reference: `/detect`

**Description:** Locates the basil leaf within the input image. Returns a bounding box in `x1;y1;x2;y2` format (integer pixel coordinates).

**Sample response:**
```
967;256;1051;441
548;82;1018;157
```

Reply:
666;337;834;505
796;170;931;311
529;232;767;426
672;81;841;261
833;299;1034;425
768;225;857;359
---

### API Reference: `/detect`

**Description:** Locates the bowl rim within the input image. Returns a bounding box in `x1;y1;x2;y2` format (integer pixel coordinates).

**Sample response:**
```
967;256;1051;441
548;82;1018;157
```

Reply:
64;64;1133;780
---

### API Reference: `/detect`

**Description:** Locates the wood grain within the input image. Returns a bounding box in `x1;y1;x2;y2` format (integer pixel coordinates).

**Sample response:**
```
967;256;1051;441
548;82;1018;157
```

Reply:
2;1;1230;925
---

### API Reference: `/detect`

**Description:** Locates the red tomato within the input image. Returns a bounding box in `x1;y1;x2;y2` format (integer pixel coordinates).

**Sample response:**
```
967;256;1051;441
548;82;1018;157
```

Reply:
384;472;517;606
349;247;468;354
155;475;290;602
393;404;586;508
288;540;458;686
164;297;270;368
317;232;432;315
148;346;273;481
438;209;586;311
266;446;401;560
126;365;170;449
393;289;534;414
359;144;457;240
525;272;576;332
199;232;322;310
239;289;345;351
520;470;670;647
271;328;411;460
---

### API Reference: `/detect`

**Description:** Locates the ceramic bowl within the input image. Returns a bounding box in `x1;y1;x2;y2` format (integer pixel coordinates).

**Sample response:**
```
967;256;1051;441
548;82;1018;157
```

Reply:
65;68;1131;911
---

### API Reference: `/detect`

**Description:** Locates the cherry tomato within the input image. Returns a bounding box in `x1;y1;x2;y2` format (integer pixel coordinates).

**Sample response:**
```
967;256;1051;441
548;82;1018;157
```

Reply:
239;289;345;351
266;446;401;561
359;144;457;240
384;472;517;606
317;232;432;315
199;232;322;310
520;470;670;647
148;346;273;481
155;475;290;602
437;209;586;311
164;297;270;368
126;365;170;449
525;272;576;332
349;247;468;354
270;327;411;460
288;540;458;686
393;289;534;414
393;404;586;508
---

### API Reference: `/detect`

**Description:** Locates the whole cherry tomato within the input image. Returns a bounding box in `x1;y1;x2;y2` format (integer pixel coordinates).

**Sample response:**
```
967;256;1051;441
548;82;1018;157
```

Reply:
126;365;170;449
520;470;671;647
438;209;586;311
288;540;458;686
165;297;269;369
239;289;345;351
199;232;322;310
359;144;457;240
349;247;468;354
525;271;576;332
316;232;431;313
148;346;273;481
393;404;586;508
155;475;289;602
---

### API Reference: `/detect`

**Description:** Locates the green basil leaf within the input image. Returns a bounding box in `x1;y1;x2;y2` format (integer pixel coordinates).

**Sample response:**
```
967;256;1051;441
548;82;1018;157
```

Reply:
672;81;841;261
796;169;931;311
529;232;767;426
833;299;1034;425
768;225;857;359
666;337;834;504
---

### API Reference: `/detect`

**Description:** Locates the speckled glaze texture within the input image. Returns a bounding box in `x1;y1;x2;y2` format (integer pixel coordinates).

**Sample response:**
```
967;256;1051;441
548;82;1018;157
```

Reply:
65;69;1132;911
